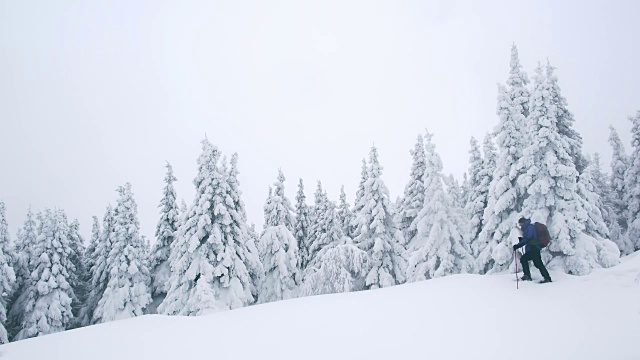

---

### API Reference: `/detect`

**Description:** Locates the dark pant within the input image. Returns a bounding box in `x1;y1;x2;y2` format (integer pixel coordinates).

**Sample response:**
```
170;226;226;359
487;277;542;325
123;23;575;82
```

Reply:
520;249;551;280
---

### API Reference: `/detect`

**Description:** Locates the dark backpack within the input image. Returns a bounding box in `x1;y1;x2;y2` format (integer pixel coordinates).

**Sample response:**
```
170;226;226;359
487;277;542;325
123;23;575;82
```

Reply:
533;222;550;248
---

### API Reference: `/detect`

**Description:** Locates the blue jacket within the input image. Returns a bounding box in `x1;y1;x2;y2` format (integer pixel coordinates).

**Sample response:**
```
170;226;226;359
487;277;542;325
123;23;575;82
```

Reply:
515;219;539;253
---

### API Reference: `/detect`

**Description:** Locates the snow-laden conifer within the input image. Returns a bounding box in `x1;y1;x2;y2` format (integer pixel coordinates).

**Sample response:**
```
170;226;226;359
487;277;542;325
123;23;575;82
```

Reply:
624;110;640;251
352;146;406;288
337;186;353;239
608;125;629;231
93;183;151;323
258;170;299;303
406;132;475;281
86;207;114;324
0;202;15;344
398;135;427;246
149;162;180;298
294;179;311;270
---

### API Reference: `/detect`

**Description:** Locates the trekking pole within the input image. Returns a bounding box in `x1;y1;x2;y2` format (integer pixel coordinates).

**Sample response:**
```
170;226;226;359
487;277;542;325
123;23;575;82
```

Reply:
515;249;519;290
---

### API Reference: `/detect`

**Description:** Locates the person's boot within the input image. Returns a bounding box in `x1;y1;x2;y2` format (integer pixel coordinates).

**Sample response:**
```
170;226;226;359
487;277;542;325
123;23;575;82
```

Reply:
521;275;532;281
539;278;552;283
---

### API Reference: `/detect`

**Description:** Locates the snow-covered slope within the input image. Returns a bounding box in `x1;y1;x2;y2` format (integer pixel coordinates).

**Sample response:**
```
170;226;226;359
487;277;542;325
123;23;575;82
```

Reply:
2;254;639;360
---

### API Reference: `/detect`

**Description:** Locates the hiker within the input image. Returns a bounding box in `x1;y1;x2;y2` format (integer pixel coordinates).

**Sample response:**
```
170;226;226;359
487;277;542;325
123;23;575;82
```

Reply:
513;217;552;283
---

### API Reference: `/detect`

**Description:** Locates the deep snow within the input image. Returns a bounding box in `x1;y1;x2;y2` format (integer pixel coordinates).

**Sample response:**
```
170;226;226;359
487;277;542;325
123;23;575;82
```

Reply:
1;253;639;360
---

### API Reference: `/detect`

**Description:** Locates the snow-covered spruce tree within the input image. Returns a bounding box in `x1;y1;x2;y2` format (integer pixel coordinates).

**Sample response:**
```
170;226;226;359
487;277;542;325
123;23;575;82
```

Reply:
337;185;353;239
398;134;427;247
406;132;475;281
0;202;16;344
224;153;263;304
308;197;345;271
608;125;629;231
76;215;100;327
477;46;531;274
546;61;587;175
464;137;483;243
149;162;180;300
518;63;618;275
86;206;115;324
15;209;75;340
468;134;498;257
6;207;37;339
625;110;640;251
352;146;406;289
349;158;368;239
160;140;256;316
575;159;620;268
306;181;330;266
257;170;299;303
444;174;465;210
294;179;311;271
300;238;368;296
93;183;152;323
67;218;89;328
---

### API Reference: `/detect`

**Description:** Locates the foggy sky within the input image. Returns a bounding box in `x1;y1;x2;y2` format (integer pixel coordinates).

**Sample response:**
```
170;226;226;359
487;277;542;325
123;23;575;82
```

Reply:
1;0;639;241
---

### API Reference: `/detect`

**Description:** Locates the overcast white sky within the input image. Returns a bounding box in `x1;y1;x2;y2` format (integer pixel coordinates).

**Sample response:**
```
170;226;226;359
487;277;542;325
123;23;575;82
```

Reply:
1;0;639;241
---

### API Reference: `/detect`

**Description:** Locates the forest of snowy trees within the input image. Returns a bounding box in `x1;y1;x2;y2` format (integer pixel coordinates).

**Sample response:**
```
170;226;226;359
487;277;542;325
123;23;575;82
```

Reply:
1;44;639;344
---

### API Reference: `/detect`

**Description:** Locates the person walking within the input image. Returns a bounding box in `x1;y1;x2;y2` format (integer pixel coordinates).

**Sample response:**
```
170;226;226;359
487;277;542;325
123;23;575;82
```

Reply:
513;217;552;283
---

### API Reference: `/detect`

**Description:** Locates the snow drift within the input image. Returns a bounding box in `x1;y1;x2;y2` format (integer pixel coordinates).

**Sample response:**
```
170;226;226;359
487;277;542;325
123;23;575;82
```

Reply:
1;253;639;360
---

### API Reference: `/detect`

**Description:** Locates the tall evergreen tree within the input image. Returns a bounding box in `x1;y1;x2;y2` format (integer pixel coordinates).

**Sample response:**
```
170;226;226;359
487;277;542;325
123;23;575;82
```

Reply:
406;132;475;281
464;137;484;249
546;61;587;174
67;218;89;329
469;134;498;259
624;110;640;251
352;146;406;289
16;209;75;340
76;215;100;327
93;184;152;323
306;182;330;266
294;179;311;270
608;125;629;231
349;158;368;239
6;207;36;339
224;153;263;304
398;135;427;246
0;202;16;344
87;206;115;324
258;170;299;303
160;139;254;316
337;186;353;238
149;162;180;299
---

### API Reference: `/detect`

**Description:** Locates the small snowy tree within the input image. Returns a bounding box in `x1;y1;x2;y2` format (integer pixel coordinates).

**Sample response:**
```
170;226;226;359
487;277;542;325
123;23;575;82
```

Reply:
406;132;475;281
16;209;75;340
398;135;427;246
294;179;311;270
349;158;368;239
608;125;629;231
76;215;100;326
0;202;16;344
258;170;299;303
149;162;180;298
352;146;406;289
306;182;331;266
625;110;640;251
93;183;152;323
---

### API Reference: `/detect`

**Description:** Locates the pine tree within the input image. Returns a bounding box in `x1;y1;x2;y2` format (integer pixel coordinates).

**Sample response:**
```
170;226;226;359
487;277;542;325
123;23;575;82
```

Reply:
159;139;254;316
294;179;311;270
87;206;115;324
352;146;406;289
406;132;475;281
93;184;152;323
6;207;37;340
16;209;75;340
625;110;640;251
225;153;263;304
149;162;180;298
76;215;100;327
519;63;615;275
307;181;330;266
608;125;629;231
337;186;353;238
349;158;368;239
546;61;587;174
67;218;89;329
477;46;531;274
258;170;299;303
0;202;16;344
398;135;427;246
468;134;497;259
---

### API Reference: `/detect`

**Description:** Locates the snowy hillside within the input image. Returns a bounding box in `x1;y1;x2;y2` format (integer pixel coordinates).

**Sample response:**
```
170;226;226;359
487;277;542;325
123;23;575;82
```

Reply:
1;254;639;360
